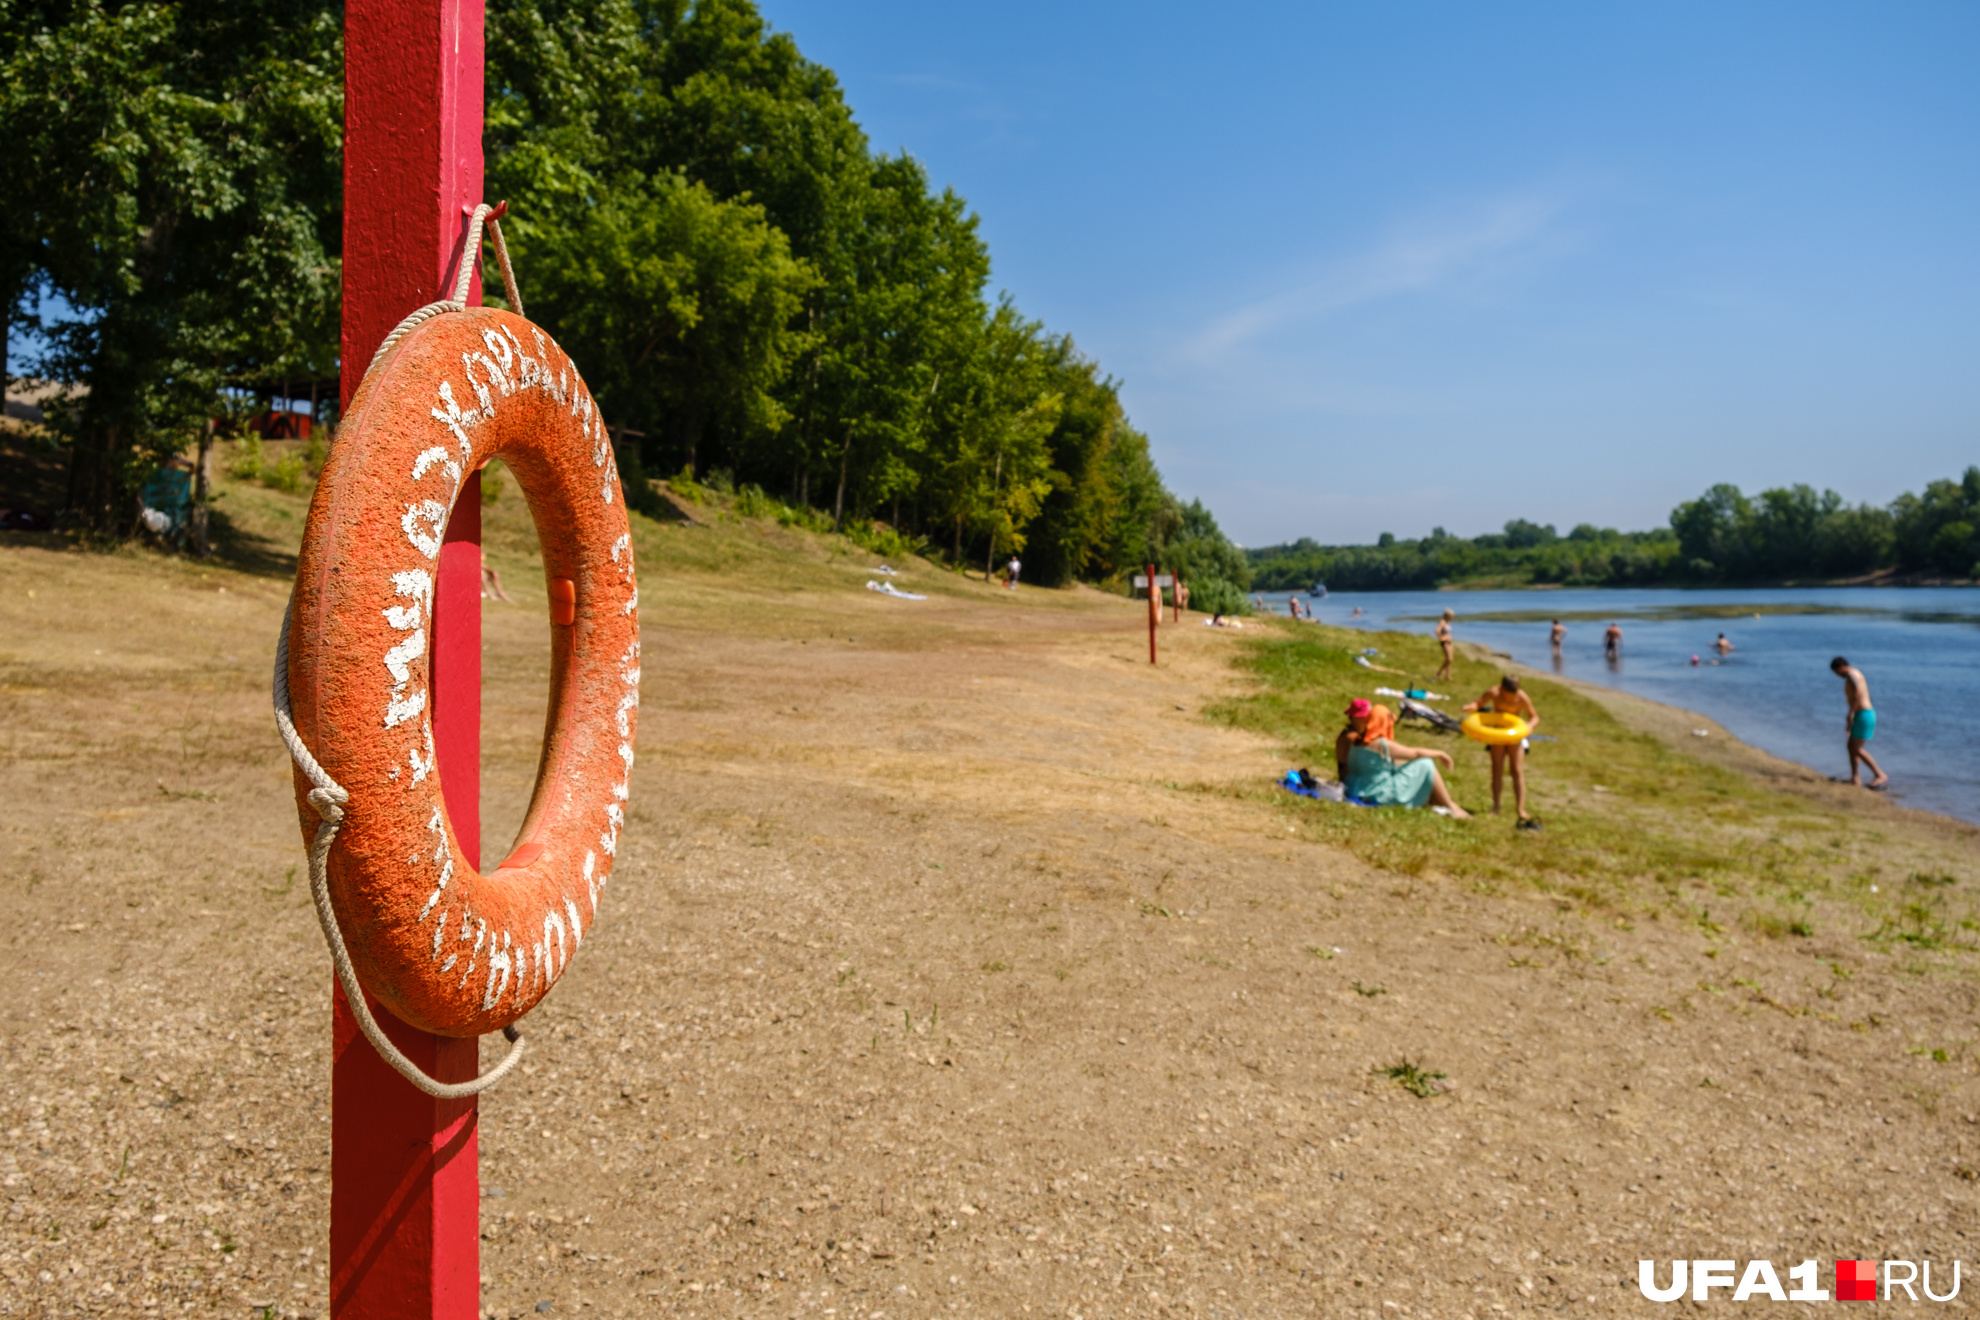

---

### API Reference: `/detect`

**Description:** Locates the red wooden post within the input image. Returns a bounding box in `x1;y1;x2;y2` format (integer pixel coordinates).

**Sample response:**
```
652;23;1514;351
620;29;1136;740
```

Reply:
1146;562;1159;665
333;3;486;1317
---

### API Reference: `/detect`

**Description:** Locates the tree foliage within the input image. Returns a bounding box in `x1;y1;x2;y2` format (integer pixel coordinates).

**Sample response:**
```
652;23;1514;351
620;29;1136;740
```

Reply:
4;0;343;531
13;0;1221;589
485;0;1210;592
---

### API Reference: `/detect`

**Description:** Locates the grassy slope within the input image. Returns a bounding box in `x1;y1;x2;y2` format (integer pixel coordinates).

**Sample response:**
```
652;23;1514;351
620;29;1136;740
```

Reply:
1209;619;1979;966
157;438;1074;619
17;438;1977;967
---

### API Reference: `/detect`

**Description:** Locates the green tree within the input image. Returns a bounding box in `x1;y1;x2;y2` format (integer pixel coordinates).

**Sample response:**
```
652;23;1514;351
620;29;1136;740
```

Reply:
797;154;988;525
926;301;1061;575
6;0;342;531
489;0;868;269
1671;483;1756;579
489;0;1213;582
1157;499;1251;614
1892;467;1980;576
1813;502;1893;576
1016;337;1132;588
1086;421;1174;583
505;168;816;472
1501;518;1557;549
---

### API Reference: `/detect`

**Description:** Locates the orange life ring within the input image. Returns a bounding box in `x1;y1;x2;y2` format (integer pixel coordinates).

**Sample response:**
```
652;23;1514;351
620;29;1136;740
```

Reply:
284;306;638;1038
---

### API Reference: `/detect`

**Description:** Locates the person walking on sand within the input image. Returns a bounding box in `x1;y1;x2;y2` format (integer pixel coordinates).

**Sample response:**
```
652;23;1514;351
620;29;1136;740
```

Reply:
1005;555;1021;590
1604;621;1622;663
1830;656;1888;789
480;548;512;602
1464;675;1541;828
1435;609;1456;681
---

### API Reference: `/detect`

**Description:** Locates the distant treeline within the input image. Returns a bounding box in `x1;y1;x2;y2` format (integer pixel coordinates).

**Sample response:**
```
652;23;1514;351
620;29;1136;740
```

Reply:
1249;468;1980;592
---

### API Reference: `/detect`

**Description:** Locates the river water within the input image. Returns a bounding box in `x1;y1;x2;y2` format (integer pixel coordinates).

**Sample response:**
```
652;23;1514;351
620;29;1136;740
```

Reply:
1256;587;1980;827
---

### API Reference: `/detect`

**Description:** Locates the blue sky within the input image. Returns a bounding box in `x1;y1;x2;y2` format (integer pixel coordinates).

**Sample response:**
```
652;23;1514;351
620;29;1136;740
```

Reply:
759;0;1980;547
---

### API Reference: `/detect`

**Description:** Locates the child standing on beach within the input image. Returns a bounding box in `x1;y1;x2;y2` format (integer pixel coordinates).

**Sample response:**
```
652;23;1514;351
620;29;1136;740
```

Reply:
1463;675;1541;829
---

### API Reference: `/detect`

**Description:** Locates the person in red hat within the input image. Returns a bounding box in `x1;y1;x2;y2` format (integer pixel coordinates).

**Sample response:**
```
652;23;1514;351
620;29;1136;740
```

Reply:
1334;698;1470;816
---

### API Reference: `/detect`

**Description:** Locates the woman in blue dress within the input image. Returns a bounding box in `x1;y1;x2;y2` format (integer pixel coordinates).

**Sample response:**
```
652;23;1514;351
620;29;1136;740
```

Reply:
1334;699;1471;817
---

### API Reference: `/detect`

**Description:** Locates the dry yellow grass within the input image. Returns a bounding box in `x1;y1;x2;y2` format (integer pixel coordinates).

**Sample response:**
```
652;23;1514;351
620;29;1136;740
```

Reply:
3;464;1978;1318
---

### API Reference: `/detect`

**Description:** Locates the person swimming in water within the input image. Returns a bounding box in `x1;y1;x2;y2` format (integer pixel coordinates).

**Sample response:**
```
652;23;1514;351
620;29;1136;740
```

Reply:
1830;655;1888;789
1604;621;1622;663
1713;633;1734;656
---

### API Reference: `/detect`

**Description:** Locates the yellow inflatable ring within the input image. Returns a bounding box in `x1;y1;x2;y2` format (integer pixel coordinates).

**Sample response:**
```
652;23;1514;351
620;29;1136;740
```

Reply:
1461;711;1531;746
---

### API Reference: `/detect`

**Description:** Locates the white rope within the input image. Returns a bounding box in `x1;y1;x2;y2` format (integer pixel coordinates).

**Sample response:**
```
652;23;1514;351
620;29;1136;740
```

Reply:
452;203;525;316
274;599;528;1098
363;300;464;380
358;202;526;381
273;200;533;1098
488;216;524;319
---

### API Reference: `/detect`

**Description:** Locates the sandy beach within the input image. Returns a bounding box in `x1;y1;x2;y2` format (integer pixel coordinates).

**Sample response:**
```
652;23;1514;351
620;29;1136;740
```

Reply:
3;506;1978;1318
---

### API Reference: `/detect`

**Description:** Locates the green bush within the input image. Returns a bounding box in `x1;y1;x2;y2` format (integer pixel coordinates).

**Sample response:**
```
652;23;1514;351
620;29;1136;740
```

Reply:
776;503;834;534
1185;574;1250;617
228;434;265;480
845;519;927;561
668;467;705;505
264;453;308;494
735;483;779;520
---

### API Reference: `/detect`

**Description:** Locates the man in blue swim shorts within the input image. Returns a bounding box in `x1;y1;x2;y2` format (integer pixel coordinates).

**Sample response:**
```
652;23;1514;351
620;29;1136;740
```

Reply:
1830;655;1888;789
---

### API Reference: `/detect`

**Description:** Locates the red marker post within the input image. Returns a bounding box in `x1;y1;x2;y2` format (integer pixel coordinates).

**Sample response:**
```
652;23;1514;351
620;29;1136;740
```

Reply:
1146;562;1159;665
333;2;486;1315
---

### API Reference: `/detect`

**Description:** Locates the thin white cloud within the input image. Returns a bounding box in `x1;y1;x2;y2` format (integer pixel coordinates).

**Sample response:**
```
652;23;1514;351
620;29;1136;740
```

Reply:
1185;192;1570;360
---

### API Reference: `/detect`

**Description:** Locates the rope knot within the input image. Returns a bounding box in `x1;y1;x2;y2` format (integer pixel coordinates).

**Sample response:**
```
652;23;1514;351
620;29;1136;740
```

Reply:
307;786;348;823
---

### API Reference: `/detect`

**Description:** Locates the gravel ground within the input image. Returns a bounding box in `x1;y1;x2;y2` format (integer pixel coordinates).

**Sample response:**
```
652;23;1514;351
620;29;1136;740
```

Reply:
4;539;1979;1319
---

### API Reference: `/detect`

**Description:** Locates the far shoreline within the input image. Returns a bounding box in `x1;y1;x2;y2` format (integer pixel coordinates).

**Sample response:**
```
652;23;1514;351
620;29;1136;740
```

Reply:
1252;577;1978;595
